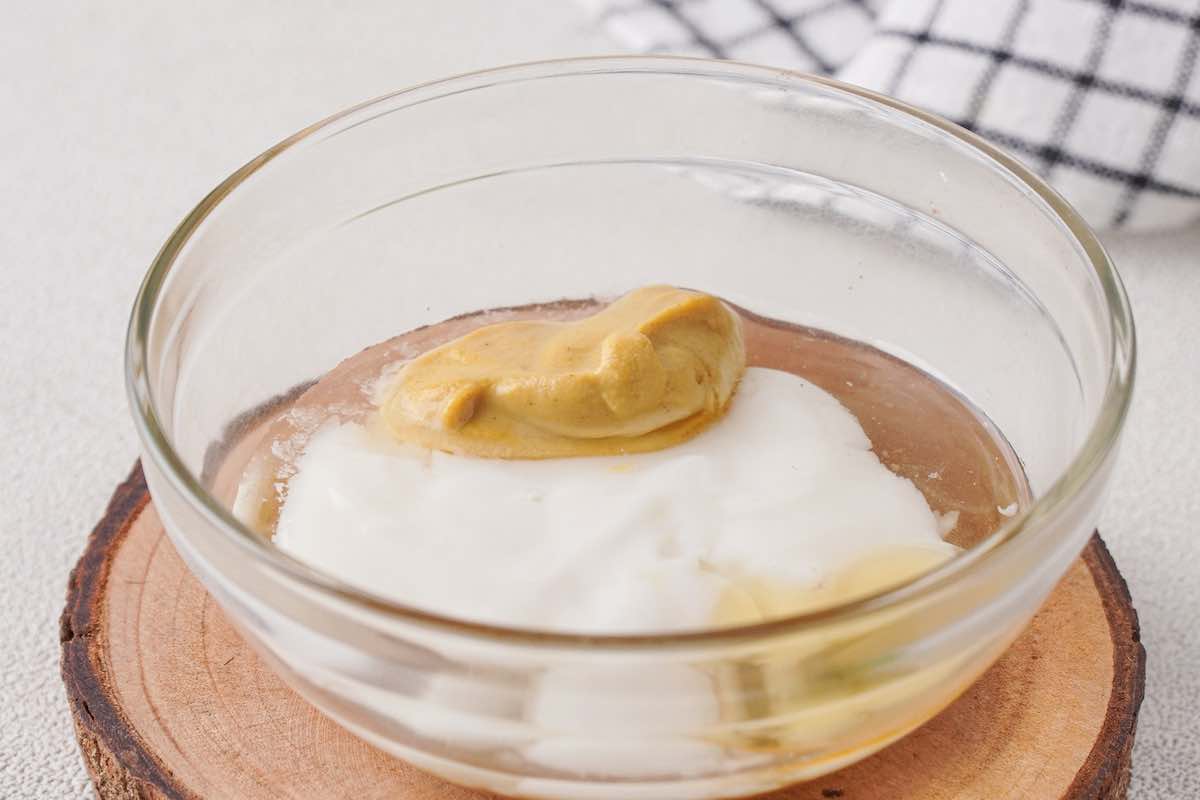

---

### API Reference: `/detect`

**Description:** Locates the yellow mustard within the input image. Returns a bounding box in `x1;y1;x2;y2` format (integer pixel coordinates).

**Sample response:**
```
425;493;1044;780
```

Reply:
381;285;746;458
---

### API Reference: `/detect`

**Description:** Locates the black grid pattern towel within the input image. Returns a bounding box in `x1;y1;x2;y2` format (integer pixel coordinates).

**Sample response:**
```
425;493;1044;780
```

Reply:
582;0;1200;230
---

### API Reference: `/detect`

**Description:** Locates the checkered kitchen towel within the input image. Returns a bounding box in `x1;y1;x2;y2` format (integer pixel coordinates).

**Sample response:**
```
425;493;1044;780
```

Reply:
582;0;1200;230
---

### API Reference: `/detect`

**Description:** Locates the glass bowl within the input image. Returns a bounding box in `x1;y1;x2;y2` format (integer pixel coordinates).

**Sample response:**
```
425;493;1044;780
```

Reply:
126;57;1134;799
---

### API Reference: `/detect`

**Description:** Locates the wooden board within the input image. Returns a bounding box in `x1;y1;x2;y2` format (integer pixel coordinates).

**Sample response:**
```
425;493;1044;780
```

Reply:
61;464;1144;800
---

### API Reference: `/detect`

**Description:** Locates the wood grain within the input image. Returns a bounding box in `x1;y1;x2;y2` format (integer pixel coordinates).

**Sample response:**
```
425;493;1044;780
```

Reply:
61;464;1144;800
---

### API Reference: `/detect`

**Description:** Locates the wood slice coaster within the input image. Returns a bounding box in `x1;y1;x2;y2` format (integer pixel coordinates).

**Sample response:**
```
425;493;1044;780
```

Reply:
62;465;1144;800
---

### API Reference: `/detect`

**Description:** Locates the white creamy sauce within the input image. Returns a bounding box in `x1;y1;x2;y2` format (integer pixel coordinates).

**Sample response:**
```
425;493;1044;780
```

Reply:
273;367;953;634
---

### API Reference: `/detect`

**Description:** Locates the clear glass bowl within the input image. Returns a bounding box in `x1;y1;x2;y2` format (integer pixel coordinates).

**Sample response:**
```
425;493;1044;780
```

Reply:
126;57;1134;799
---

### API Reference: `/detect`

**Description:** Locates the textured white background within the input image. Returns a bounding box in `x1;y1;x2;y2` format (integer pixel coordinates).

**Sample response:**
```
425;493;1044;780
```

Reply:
1;2;1195;797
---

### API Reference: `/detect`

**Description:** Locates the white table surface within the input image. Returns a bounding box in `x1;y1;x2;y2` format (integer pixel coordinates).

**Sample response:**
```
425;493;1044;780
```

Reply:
2;3;1195;797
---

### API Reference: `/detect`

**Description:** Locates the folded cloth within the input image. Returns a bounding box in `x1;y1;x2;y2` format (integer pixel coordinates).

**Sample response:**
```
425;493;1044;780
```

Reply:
581;0;1200;230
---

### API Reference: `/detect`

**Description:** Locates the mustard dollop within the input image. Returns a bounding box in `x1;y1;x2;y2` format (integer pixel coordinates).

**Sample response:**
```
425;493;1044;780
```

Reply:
381;285;746;458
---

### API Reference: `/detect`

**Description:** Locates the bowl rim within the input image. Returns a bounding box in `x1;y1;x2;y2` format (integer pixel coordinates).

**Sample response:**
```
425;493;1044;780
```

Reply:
126;55;1136;649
